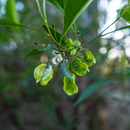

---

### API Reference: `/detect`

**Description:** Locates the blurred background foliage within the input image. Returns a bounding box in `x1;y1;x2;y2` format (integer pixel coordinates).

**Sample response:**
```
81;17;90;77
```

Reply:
0;0;130;130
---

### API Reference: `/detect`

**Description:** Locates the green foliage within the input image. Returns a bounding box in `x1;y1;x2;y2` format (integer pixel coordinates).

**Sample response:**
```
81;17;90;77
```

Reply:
62;0;93;37
24;49;45;60
119;4;130;23
0;19;47;35
74;80;113;106
42;24;65;45
5;0;19;24
47;0;66;14
1;0;130;129
1;0;130;97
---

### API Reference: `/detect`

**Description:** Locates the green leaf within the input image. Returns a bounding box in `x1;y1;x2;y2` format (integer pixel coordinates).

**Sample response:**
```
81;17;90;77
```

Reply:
0;19;48;35
62;0;93;38
119;4;130;23
5;0;19;24
43;24;66;45
24;49;45;60
72;23;77;33
46;0;77;33
74;80;112;106
47;0;66;14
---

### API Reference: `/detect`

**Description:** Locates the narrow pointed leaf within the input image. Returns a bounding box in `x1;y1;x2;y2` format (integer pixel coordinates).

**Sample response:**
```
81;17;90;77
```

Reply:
0;19;47;35
74;80;112;106
24;49;45;60
47;0;66;14
5;0;19;24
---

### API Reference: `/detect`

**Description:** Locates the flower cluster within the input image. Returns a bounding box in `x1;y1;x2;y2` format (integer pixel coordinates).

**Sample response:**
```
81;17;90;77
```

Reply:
33;38;96;96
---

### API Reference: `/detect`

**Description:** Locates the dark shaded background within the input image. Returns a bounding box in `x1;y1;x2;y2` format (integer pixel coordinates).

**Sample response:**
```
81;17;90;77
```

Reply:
0;0;130;130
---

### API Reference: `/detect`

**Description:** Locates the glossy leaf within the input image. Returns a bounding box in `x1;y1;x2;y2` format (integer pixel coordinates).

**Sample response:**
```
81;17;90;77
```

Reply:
63;74;78;95
74;80;112;106
46;0;77;33
62;0;93;37
47;0;66;14
0;19;47;35
43;24;65;45
24;49;45;60
119;5;130;23
5;0;19;24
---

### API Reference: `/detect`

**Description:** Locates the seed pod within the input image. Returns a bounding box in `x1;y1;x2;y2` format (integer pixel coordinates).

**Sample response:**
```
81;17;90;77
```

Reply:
34;64;54;86
63;73;78;95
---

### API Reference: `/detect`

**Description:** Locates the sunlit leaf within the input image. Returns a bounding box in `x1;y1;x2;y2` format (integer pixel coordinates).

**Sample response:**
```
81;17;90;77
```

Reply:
119;4;130;23
62;0;93;38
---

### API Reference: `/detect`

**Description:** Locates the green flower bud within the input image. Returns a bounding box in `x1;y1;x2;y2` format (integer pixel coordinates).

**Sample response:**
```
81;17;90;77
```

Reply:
70;48;77;55
84;61;93;67
85;51;96;64
34;64;54;86
76;57;89;71
74;40;81;46
63;74;78;95
70;61;87;76
65;38;75;49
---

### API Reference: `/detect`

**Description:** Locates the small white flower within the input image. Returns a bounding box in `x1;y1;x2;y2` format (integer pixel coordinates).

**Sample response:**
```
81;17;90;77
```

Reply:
52;53;63;65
